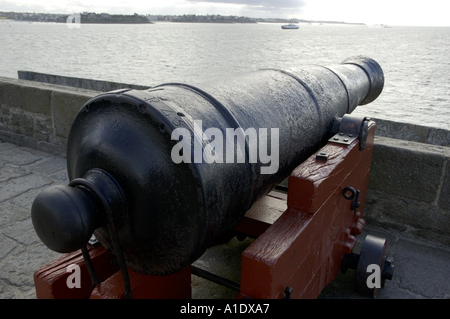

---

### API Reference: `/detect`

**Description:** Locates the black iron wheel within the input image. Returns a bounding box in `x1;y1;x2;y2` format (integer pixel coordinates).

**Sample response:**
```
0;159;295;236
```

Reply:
355;234;394;298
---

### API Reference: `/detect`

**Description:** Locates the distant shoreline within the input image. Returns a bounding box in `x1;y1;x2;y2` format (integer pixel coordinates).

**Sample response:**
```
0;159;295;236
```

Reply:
0;19;151;25
0;11;151;24
0;10;365;26
0;19;366;26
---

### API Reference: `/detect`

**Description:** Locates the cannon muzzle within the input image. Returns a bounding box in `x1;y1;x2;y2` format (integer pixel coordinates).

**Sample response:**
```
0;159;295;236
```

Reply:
32;56;384;275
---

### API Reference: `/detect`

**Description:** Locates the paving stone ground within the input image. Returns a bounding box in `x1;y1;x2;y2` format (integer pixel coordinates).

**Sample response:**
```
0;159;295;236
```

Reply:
1;140;449;299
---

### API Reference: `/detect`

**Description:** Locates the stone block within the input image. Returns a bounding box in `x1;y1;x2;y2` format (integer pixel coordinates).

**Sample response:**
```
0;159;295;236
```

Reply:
18;70;150;92
366;190;432;229
0;105;11;131
0;77;98;143
0;105;10;116
427;128;450;147
0;81;52;116
373;118;450;147
51;90;96;138
438;160;450;211
365;136;450;244
10;112;33;136
369;137;448;203
33;116;53;141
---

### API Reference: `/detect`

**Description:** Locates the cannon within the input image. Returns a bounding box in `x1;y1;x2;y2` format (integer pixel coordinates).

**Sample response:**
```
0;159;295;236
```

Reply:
31;56;392;299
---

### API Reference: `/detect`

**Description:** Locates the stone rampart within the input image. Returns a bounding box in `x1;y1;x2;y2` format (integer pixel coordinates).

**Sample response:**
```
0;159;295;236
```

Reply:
367;136;449;244
18;71;151;92
0;76;449;245
0;77;97;155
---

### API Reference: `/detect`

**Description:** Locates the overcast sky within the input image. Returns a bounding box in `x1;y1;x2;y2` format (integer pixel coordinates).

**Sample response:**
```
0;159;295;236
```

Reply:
0;0;448;26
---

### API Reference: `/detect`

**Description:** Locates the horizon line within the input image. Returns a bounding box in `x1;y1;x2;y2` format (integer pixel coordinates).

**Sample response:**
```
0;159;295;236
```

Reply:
1;10;449;27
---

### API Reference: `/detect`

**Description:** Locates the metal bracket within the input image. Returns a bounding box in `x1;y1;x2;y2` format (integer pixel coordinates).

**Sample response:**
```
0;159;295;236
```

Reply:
329;114;370;151
342;186;361;217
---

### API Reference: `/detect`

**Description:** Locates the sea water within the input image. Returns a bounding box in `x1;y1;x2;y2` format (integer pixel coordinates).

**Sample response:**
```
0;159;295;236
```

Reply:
1;21;449;129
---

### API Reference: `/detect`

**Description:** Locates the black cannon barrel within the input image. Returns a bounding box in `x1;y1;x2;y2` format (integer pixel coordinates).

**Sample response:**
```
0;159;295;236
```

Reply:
31;56;384;275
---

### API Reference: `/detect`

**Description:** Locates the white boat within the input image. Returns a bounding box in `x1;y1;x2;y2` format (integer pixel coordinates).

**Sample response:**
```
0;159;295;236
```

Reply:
281;23;299;29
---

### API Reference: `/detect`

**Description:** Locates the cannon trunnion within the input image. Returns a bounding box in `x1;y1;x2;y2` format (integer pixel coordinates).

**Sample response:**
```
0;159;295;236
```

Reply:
31;56;393;299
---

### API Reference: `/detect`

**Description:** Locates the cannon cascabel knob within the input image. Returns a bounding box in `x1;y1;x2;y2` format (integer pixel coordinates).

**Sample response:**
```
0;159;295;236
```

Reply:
31;169;126;254
31;185;103;253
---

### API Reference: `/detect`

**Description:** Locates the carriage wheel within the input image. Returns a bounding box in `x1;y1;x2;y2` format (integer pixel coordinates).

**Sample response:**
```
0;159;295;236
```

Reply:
355;234;394;298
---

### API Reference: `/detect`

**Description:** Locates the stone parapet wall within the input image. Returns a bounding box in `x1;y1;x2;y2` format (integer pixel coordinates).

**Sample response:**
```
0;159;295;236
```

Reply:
372;118;450;147
17;71;151;92
366;136;450;245
0;77;97;155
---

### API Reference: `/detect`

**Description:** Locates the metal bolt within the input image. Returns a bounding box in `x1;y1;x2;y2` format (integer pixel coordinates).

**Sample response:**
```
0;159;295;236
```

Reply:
316;152;329;161
382;257;394;281
283;287;293;299
138;104;147;113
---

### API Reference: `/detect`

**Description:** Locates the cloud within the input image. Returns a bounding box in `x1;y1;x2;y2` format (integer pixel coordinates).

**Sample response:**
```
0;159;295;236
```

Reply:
186;0;306;10
0;0;307;17
0;0;148;14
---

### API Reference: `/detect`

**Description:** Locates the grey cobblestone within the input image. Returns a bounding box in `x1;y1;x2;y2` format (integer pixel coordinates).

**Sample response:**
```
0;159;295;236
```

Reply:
0;141;62;298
